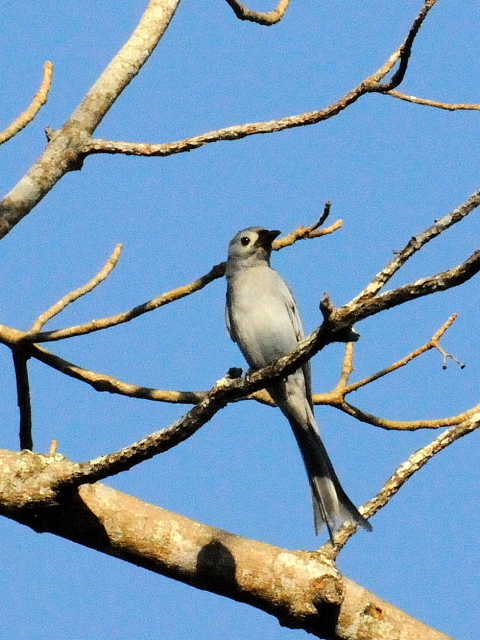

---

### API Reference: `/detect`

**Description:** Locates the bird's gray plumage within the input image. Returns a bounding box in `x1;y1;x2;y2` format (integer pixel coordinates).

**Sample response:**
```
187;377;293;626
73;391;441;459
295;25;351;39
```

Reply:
225;227;371;541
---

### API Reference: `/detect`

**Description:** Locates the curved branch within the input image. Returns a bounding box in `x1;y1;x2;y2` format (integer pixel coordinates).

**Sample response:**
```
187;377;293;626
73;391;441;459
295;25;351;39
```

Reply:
85;1;438;159
224;0;290;25
0;61;53;145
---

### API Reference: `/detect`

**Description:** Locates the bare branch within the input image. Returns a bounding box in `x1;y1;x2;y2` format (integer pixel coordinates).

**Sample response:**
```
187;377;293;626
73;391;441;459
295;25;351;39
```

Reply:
12;349;33;450
0;0;181;240
352;187;480;303
24;220;339;343
0;62;53;145
85;1;438;160
224;0;290;25
0;448;453;640
372;0;438;92
30;244;123;333
342;314;458;394
326;412;480;555
388;89;480;111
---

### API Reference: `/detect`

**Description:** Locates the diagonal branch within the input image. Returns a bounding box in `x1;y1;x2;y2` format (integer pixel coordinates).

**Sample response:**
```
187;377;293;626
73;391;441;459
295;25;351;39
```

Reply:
0;61;53;145
224;0;290;25
325;412;480;555
388;89;480;111
352;186;480;303
24;217;340;343
30;244;122;333
0;0;181;240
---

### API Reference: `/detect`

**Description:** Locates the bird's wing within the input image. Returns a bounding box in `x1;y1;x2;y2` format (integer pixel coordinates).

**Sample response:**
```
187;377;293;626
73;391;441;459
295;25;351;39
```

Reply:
225;288;237;343
280;279;313;406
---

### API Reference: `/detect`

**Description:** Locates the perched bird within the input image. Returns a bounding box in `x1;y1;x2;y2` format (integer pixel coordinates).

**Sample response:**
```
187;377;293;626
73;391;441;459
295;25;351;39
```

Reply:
225;226;371;542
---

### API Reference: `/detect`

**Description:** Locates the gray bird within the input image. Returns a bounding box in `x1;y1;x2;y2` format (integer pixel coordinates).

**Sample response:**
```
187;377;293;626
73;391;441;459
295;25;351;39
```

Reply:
225;227;372;541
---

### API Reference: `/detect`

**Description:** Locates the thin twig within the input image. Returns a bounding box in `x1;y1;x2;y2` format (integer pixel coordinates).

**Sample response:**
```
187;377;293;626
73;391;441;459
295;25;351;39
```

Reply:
224;0;290;25
30;244;123;333
342;314;458;394
0;62;53;145
324;412;480;556
352;187;480;303
388;89;480;111
12;349;33;450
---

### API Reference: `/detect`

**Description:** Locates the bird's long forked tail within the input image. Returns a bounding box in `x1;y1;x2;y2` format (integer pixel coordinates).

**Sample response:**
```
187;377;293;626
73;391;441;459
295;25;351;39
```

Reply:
288;416;372;543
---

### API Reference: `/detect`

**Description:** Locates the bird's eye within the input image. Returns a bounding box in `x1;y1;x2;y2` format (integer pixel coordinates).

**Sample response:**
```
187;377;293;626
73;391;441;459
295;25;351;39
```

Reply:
240;236;250;246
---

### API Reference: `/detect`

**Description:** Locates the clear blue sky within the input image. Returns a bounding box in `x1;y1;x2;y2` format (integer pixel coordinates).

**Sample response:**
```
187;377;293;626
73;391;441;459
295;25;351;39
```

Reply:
1;1;479;639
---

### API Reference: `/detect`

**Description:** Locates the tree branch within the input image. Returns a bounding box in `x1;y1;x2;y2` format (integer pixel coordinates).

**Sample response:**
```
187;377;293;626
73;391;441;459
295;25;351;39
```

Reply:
0;449;457;640
224;0;290;25
84;1;438;159
30;244;122;333
12;349;33;450
24;217;340;343
388;89;480;111
0;0;181;240
326;412;480;555
0;61;53;145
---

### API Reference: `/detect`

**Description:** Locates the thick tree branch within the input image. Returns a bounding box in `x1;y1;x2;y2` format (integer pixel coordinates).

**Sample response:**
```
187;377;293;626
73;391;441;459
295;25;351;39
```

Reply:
0;61;53;145
224;0;290;25
0;449;456;640
0;0;181;240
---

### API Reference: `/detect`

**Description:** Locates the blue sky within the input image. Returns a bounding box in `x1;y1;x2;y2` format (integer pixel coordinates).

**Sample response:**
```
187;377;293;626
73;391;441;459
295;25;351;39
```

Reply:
1;1;479;638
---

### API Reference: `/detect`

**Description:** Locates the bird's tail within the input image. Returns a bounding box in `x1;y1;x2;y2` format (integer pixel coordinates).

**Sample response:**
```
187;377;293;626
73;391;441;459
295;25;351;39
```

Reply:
287;413;372;542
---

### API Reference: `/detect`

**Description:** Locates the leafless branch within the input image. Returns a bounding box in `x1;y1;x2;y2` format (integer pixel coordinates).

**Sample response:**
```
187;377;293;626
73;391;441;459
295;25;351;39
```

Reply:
0;0;181;240
0;62;53;146
224;0;290;25
84;1;438;160
12;349;33;450
352;187;480;303
30;244;122;333
325;411;480;555
388;89;480;111
24;219;341;343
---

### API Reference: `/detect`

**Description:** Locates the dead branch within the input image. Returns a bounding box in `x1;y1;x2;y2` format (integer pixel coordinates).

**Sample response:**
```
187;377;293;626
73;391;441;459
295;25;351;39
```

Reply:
12;349;33;450
0;61;53;145
352;187;480;303
388;89;480;111
24;219;340;343
30;244;122;333
224;0;290;25
325;412;480;555
84;1;438;159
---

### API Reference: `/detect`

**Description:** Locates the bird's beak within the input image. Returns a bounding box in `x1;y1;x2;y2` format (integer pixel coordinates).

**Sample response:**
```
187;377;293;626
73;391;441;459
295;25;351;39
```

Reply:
255;229;281;248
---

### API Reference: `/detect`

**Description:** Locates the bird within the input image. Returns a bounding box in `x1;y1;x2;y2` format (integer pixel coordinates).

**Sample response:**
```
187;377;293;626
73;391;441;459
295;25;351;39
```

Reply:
225;226;372;542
